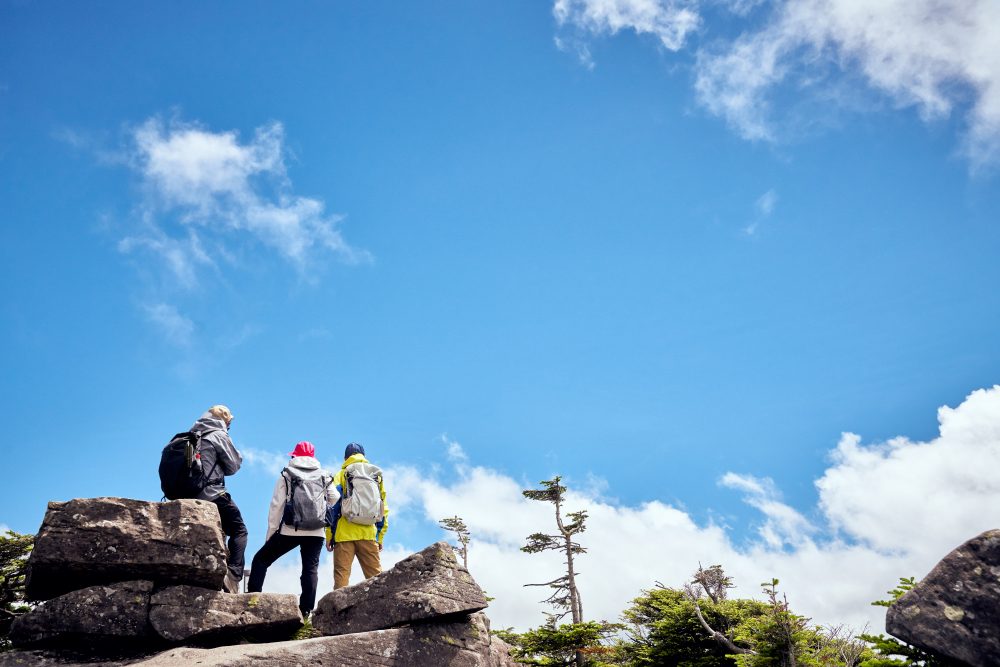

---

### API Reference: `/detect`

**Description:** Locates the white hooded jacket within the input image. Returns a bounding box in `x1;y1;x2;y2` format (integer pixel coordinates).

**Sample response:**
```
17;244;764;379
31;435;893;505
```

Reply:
266;456;339;538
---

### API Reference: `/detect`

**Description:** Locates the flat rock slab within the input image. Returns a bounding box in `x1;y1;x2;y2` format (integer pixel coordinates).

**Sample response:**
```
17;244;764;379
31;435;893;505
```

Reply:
313;541;487;636
887;529;1000;667
0;649;151;666
149;585;302;644
0;616;516;667
130;613;512;667
10;580;154;648
26;497;227;600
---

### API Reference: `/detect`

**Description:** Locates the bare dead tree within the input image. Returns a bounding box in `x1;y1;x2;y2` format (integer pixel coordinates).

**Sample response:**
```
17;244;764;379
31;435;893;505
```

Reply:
691;563;734;604
823;624;869;667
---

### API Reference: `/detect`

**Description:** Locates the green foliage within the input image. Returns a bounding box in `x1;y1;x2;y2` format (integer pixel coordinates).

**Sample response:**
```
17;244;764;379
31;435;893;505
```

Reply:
611;586;770;667
858;578;945;667
0;530;34;651
608;570;873;667
500;620;619;666
292;616;320;640
729;579;818;667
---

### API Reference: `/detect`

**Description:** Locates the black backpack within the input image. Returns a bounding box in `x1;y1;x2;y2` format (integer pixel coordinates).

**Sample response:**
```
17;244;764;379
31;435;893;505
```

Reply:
158;431;218;500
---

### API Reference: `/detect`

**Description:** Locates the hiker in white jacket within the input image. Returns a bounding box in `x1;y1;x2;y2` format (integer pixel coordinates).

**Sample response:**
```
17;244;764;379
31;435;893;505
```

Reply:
247;441;338;617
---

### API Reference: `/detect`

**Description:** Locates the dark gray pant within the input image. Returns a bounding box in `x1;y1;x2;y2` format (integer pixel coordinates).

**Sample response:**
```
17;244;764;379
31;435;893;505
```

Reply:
248;533;325;615
212;493;248;580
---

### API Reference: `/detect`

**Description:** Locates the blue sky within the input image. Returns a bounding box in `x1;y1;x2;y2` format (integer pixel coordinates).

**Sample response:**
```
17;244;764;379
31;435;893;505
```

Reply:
3;0;1000;631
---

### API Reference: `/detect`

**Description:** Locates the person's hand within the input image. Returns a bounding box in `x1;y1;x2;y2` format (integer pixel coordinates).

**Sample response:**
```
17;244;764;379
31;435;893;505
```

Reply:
326;539;335;552
377;542;383;552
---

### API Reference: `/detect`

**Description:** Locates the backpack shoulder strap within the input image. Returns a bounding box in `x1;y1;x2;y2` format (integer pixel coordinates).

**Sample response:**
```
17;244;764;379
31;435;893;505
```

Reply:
197;431;222;482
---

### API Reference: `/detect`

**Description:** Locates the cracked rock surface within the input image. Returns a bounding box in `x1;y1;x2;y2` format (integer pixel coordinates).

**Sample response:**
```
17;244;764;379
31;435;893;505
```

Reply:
887;529;1000;667
149;586;302;644
25;498;227;601
312;541;488;636
10;580;154;647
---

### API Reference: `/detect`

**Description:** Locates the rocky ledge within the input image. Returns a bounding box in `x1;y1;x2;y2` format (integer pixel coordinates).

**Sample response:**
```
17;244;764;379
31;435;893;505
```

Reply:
2;497;514;666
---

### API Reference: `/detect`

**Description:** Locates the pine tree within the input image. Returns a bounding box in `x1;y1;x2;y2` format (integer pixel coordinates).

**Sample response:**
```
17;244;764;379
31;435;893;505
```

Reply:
522;475;587;625
439;515;471;569
0;530;34;650
520;475;593;666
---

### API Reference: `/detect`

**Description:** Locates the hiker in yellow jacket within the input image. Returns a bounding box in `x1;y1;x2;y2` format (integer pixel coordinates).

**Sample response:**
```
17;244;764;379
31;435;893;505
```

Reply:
325;442;389;589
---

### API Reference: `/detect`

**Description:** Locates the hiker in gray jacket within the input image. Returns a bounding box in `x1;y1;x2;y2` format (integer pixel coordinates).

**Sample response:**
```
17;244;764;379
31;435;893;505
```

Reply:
248;441;338;617
191;405;247;594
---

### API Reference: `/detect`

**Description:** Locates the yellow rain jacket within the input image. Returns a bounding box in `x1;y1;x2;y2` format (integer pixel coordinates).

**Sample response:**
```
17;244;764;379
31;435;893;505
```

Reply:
325;453;389;544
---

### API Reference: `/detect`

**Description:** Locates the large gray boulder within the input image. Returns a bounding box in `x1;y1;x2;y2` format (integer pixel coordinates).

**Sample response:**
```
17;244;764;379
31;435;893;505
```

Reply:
10;580;154;648
25;497;227;600
148;586;302;644
887;529;1000;667
313;541;487;636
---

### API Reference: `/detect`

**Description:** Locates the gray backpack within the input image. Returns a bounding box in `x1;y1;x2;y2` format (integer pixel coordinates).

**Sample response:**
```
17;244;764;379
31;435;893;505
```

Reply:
341;462;384;525
281;467;332;531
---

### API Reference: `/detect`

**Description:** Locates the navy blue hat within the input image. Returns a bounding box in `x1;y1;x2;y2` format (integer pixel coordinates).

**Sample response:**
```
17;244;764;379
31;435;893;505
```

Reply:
344;442;365;458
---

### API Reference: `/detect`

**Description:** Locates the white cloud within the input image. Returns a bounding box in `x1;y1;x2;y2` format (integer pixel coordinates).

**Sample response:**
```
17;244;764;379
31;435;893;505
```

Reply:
120;223;214;289
817;386;1000;557
744;189;777;236
553;0;701;52
381;385;1000;635
441;434;469;465
720;472;814;548
755;189;778;217
141;303;194;347
696;0;1000;167
120;117;370;287
556;0;1000;168
241;447;290;477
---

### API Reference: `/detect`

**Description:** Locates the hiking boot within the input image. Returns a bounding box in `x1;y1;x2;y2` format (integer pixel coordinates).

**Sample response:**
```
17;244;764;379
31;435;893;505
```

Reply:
223;571;241;594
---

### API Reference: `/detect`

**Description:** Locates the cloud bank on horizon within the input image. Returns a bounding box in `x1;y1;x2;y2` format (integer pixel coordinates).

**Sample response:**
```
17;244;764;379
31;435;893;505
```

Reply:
255;384;1000;632
554;0;1000;169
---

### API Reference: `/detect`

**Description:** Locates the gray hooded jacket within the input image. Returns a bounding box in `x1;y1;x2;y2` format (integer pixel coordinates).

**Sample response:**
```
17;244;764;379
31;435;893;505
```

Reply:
189;411;242;501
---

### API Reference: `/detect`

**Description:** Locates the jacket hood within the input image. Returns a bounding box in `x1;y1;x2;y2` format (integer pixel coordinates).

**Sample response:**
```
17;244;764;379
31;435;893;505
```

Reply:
341;453;368;469
288;455;321;472
191;412;227;434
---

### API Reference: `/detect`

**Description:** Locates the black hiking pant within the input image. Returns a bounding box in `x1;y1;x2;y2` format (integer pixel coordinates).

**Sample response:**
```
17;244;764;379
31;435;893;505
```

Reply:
212;492;248;580
248;533;325;615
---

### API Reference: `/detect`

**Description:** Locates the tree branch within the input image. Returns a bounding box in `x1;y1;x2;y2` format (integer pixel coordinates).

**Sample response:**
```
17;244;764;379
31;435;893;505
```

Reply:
685;588;755;656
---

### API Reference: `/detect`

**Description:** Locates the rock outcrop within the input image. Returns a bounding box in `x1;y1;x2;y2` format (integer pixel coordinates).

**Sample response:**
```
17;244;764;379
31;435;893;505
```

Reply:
4;497;515;667
10;580;154;647
887;529;1000;667
25;497;227;600
11;497;301;651
149;586;302;644
313;541;488;636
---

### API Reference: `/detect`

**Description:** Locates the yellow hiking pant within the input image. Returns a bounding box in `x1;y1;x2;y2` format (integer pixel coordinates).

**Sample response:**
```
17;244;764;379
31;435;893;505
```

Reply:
333;540;382;589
